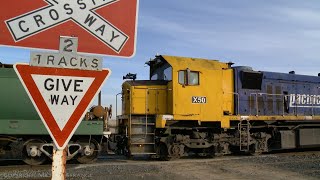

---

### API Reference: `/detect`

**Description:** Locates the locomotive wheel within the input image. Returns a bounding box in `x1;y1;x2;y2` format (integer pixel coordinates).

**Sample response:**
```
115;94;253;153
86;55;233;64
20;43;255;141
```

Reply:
168;144;185;160
76;138;101;164
22;139;47;165
168;144;181;159
159;144;183;160
249;144;263;156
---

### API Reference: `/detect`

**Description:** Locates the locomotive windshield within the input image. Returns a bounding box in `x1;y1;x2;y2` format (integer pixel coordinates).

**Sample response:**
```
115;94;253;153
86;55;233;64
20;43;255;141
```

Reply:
151;66;172;80
149;58;172;81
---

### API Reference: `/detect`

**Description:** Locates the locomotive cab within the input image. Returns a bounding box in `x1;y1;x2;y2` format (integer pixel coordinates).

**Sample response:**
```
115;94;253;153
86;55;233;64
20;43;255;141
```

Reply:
120;55;235;126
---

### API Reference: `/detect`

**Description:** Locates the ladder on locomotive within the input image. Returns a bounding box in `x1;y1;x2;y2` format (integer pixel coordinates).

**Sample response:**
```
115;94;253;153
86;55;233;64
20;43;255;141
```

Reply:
127;88;169;155
238;120;250;151
129;115;156;155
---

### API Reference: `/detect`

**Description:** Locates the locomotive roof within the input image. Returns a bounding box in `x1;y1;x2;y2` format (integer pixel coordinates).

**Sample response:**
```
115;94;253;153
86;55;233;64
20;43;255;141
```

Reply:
159;55;230;70
234;66;320;83
125;80;168;86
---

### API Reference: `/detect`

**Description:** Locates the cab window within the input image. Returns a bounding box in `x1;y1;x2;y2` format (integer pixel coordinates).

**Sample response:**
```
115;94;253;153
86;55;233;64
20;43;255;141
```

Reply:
188;71;199;85
163;67;172;80
151;74;158;80
150;63;172;81
178;70;199;85
178;71;185;84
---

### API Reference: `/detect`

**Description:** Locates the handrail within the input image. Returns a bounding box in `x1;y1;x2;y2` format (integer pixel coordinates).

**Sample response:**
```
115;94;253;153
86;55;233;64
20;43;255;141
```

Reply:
121;88;320;120
145;89;148;138
129;88;132;137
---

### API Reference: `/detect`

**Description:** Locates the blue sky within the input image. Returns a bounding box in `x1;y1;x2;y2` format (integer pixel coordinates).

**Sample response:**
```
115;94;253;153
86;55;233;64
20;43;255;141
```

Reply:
1;0;320;118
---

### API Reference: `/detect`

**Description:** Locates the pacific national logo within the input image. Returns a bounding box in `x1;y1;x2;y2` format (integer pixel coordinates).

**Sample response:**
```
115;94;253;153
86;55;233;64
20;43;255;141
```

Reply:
289;94;320;108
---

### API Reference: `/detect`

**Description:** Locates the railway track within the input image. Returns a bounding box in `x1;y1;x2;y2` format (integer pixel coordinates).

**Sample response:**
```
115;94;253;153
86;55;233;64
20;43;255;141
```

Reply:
1;150;320;167
1;151;320;180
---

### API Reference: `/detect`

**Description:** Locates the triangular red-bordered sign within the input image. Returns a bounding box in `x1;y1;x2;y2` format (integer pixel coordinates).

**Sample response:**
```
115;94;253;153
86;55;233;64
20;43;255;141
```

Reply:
14;64;110;149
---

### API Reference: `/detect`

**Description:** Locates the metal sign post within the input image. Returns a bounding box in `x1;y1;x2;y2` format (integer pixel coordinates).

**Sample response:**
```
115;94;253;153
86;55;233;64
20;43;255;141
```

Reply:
52;146;67;180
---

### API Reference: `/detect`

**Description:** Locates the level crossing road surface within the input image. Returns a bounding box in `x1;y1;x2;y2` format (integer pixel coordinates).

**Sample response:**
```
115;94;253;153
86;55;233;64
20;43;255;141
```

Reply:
1;151;320;180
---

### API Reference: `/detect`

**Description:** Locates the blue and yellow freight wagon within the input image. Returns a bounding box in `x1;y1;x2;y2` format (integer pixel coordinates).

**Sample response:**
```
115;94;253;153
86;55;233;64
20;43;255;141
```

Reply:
117;55;320;159
0;63;109;165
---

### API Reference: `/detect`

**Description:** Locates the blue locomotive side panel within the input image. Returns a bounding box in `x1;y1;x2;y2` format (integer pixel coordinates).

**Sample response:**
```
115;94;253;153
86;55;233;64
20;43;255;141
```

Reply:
233;66;320;116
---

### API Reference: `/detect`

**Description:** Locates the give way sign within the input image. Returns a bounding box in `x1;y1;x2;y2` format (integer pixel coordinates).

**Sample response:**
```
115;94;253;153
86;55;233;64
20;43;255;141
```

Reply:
0;0;139;57
14;64;110;149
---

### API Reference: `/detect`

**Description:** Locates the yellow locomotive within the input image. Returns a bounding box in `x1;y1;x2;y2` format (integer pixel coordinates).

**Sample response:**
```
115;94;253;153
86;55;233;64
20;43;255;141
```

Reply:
117;55;320;159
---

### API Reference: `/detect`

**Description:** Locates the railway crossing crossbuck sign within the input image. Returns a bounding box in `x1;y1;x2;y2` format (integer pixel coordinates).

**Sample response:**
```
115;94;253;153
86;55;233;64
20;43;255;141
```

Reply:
0;0;139;57
14;64;110;149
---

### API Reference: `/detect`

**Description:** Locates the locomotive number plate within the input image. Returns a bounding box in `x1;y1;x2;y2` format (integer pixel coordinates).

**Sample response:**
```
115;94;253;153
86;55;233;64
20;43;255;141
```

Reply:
192;96;207;104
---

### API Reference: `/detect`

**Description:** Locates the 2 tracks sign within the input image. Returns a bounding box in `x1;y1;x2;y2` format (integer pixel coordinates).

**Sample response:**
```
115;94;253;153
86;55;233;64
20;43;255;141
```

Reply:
0;0;139;57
